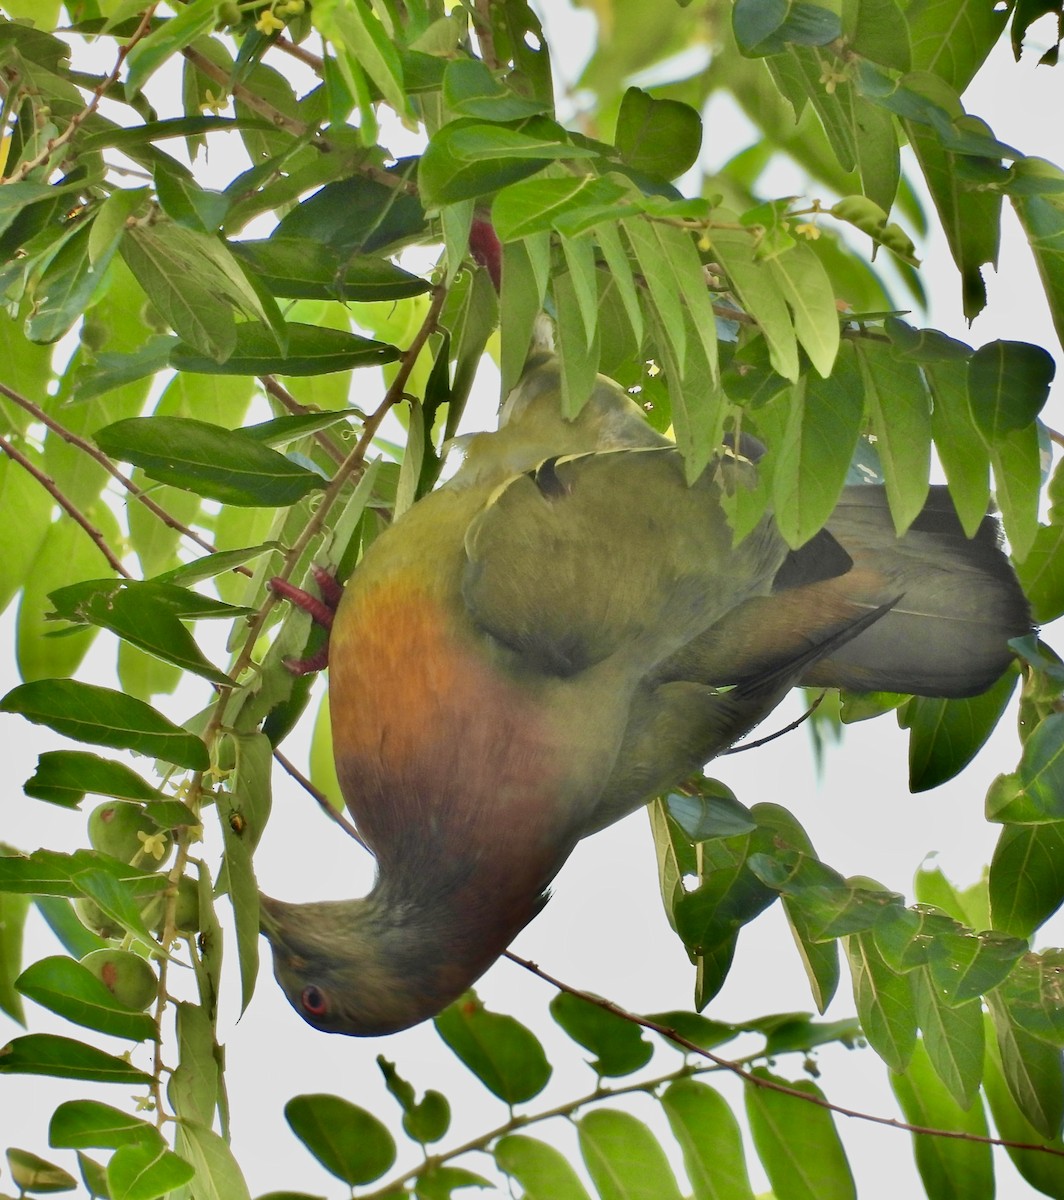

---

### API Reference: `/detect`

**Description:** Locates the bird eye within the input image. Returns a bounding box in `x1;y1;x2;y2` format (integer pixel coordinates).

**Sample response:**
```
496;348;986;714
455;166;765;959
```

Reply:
301;985;329;1018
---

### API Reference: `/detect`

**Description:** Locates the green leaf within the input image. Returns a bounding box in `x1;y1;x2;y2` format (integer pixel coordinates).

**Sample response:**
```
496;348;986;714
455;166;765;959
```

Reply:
15;956;156;1041
923;357;992;537
901;79;1002;319
312;0;409;119
50;1099;164;1150
34;896;106;961
107;1142;195;1200
734;0;841;54
173;1122;252;1200
168;1001;220;1128
927;928;1026;1006
0;1033;152;1084
666;783;756;841
377;1057;451;1144
231;239;429;301
25;751;164;809
0;891;28;1026
989;712;1064;823
769;349;864;548
442;58;550;121
48;579;241;687
0;680;209;770
990;420;1043;561
1010;159;1064;354
672;824;776;1006
549;992;653;1077
493;175;629;242
853;339;931;532
744;1068;856;1200
908;0;1007;90
284;1094;395;1186
661;1079;756;1200
899;669;1018;792
499;233;551;396
6;1147;77;1195
709;223;798;381
434;991;552;1104
495;1135;592;1200
419;117;596;206
912;966;984;1108
990;819;1064;937
577;1109;684;1200
968;339;1054;443
986;994;1064;1141
615;87;702;181
845;930;916;1071
154;161;230;233
120;224;277;363
219;796;260;1016
890;1039;994;1198
170;321;399;376
765;239;840;379
554;270;601;419
94;417;325;508
124;0;226;98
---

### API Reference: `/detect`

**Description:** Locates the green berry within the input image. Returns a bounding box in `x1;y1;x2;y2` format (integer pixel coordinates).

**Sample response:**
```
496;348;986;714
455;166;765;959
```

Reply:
73;896;124;939
143;876;201;935
81;949;158;1010
88;802;172;869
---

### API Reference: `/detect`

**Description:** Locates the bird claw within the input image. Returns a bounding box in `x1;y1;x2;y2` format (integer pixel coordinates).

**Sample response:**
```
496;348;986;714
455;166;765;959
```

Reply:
269;566;344;675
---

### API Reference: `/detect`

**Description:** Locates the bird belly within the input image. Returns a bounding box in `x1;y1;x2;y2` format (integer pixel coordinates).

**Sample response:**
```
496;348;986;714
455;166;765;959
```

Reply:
327;567;579;884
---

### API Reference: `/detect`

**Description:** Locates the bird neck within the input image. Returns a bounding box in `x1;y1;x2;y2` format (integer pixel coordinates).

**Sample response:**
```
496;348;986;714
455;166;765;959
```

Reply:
366;848;558;1017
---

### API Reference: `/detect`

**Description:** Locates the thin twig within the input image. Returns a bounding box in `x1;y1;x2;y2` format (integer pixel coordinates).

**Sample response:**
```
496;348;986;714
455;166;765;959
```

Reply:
4;5;158;183
181;45;319;142
503;952;1064;1159
272;746;367;848
0;380;245;570
0;435;130;576
259;376;348;466
357;1058;762;1200
722;692;826;755
273;36;325;72
473;0;500;70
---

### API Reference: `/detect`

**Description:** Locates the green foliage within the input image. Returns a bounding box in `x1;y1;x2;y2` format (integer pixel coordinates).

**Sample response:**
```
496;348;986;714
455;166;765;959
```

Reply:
1;0;1063;1197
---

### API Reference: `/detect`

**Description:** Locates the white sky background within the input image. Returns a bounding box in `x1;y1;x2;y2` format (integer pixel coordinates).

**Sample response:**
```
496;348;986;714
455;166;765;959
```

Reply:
3;4;1064;1198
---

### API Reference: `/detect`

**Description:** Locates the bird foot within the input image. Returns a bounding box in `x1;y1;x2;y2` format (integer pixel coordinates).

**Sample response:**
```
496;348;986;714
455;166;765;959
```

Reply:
269;566;344;675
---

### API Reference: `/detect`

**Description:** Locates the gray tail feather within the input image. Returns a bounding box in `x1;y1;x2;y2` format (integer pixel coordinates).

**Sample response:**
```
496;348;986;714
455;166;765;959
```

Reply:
796;485;1031;697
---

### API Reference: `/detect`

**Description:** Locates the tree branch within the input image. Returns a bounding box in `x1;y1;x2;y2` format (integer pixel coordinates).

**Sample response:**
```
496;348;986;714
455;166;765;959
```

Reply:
259;375;348;466
0;435;130;577
0;379;247;572
504;951;1064;1160
272;746;367;849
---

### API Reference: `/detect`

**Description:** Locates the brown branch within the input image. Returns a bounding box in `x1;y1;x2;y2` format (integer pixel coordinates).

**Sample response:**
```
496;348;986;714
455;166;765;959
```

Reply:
3;5;158;183
180;46;320;142
273;36;325;73
0;380;246;572
357;1057;761;1200
0;435;130;577
503;951;1064;1160
473;0;500;70
722;692;825;755
272;746;367;849
259;376;348;466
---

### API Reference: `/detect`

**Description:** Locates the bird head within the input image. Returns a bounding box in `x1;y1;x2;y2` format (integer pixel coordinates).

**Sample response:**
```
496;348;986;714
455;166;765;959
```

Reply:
259;893;446;1036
